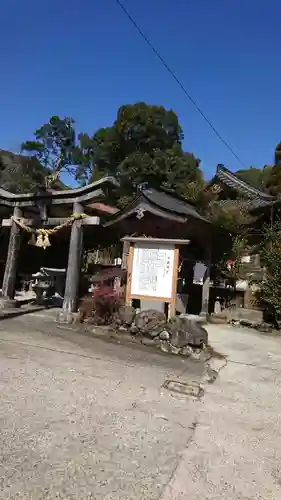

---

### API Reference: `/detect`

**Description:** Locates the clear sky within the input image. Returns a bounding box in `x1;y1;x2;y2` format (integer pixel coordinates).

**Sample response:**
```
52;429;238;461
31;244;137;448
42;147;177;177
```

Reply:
1;0;280;182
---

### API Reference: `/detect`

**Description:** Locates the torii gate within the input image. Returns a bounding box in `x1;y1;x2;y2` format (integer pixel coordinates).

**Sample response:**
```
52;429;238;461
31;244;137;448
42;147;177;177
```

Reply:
0;177;119;321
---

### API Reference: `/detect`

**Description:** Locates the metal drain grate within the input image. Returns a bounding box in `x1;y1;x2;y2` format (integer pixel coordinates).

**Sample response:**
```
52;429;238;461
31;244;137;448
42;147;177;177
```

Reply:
163;379;204;397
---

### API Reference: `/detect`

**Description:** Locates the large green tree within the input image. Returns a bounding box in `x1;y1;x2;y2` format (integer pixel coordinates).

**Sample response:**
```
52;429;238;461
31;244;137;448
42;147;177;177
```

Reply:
265;141;281;195
75;102;203;204
205;198;255;290
259;220;281;321
235;166;272;190
21;115;78;188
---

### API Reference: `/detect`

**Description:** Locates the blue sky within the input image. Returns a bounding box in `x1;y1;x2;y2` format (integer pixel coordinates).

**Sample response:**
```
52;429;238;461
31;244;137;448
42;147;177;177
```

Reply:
1;0;280;183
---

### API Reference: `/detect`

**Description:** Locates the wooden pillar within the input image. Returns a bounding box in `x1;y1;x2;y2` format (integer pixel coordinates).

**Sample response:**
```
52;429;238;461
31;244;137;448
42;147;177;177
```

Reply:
1;206;22;303
168;246;179;319
200;247;211;318
125;244;133;306
61;202;84;320
121;239;130;270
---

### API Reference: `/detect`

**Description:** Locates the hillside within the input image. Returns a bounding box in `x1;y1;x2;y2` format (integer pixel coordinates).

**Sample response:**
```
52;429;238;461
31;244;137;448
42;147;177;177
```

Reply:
0;150;66;193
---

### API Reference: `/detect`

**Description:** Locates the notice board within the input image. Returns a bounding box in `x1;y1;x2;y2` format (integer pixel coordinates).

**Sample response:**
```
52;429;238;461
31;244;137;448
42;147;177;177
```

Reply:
130;243;175;300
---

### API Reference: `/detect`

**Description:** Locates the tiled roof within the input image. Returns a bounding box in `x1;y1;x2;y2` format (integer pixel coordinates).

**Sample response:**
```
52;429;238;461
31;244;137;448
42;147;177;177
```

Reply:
141;188;209;222
214;165;276;210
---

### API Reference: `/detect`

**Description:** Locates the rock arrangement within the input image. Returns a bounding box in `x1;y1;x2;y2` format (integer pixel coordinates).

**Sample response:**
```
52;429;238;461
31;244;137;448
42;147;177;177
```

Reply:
210;309;276;334
113;307;208;357
228;317;273;333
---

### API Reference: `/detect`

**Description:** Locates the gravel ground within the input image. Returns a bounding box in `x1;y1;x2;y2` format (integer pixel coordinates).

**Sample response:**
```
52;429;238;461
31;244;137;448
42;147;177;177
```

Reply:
0;310;202;500
1;311;281;499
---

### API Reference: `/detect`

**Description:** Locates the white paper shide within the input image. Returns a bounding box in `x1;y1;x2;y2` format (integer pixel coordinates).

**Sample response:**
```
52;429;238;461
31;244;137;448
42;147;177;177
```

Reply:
131;243;175;299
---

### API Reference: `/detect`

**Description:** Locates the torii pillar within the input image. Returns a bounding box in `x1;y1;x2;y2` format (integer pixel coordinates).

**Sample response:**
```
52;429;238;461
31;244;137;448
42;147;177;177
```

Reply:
60;202;84;322
1;206;22;307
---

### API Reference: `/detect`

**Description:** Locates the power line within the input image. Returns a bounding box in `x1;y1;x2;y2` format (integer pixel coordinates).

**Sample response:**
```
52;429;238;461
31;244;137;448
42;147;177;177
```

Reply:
114;0;244;167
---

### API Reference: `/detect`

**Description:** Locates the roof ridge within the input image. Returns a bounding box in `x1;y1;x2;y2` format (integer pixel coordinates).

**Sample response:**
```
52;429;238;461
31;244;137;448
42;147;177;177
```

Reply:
216;165;275;200
144;186;198;208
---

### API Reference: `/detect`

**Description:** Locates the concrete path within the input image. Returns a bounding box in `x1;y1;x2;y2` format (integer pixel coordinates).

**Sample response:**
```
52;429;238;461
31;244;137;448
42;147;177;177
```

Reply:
161;323;281;499
0;312;281;499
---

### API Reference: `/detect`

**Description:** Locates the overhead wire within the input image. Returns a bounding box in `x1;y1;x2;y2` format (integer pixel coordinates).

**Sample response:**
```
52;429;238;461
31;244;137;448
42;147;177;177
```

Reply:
114;0;245;167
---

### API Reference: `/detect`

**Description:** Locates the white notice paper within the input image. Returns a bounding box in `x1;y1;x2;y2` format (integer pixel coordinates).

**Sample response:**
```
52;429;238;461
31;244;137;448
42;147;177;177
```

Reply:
131;243;175;299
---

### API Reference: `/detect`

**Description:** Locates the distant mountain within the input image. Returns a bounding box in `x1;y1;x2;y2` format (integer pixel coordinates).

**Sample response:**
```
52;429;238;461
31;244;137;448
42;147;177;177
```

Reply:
0;150;66;193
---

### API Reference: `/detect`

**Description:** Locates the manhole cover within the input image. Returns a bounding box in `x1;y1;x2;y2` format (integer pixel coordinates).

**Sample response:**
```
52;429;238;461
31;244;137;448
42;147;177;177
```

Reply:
163;379;204;397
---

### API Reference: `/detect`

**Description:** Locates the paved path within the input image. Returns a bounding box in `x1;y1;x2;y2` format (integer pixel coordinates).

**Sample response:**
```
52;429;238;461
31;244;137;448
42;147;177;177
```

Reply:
1;311;281;499
162;323;281;499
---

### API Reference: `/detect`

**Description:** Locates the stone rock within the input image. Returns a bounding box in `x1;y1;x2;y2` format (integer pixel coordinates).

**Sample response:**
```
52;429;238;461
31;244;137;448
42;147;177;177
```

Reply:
160;341;180;355
203;367;218;384
118;325;127;332
209;313;227;325
135;309;166;335
179;313;206;324
169;344;181;355
130;324;138;334
191;348;203;361
149;329;161;338
180;345;193;356
229;319;240;326
141;338;157;347
227;307;263;324
153;338;161;349
118;305;136;326
159;330;170;341
160;340;170;353
112;312;122;326
72;311;82;324
240;319;259;328
167;316;208;348
257;322;272;333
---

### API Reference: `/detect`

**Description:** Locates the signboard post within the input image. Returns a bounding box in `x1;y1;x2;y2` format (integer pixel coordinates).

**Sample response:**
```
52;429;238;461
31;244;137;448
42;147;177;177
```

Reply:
123;237;190;319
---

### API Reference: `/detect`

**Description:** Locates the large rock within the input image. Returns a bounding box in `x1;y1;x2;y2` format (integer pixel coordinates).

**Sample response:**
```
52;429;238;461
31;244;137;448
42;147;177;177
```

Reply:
135;309;166;336
167;316;208;348
118;305;136;326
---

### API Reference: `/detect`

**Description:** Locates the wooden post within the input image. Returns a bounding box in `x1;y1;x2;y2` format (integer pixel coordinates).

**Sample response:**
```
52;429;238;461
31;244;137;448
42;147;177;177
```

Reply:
1;206;22;304
61;202;84;321
168;247;179;319
121;239;130;270
125;245;134;306
200;247;211;318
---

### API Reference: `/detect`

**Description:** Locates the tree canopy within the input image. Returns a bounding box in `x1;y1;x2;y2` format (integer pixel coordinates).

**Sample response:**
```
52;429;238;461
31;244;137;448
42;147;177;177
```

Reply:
76;102;203;205
259;220;281;319
20;103;205;205
235;166;272;190
21;116;78;189
13;102;281;206
264;142;281;195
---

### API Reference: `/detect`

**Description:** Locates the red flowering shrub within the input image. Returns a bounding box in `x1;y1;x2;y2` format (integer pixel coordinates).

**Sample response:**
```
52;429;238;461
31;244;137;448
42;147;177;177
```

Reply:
78;294;94;322
92;285;122;324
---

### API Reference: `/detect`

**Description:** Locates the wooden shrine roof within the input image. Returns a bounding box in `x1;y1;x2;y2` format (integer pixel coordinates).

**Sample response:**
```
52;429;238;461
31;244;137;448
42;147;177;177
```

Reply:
104;187;210;227
212;165;275;209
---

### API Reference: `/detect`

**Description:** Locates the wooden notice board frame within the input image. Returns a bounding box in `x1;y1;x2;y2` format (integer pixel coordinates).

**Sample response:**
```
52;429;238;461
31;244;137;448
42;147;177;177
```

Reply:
122;237;190;319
